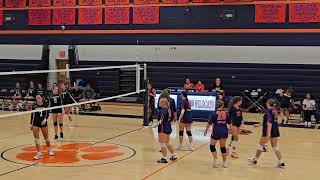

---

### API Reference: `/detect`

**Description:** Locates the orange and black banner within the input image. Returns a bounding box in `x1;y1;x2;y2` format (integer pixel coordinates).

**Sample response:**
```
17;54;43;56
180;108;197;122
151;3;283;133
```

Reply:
29;0;51;7
191;0;220;3
0;10;2;26
78;8;103;25
162;0;189;3
105;0;129;5
78;0;102;6
255;4;286;23
28;9;51;25
105;7;130;24
5;0;26;8
289;3;320;23
134;0;159;5
53;8;76;25
53;0;76;7
133;6;159;24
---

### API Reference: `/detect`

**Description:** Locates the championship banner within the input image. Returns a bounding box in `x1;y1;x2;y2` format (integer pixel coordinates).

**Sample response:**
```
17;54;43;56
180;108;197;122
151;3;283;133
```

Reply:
134;0;159;5
224;0;253;3
105;7;130;24
289;3;320;23
0;0;3;7
133;6;159;24
162;0;189;3
28;9;51;25
78;8;103;25
53;0;76;7
79;0;102;6
191;0;220;3
255;4;286;23
105;0;129;5
0;11;3;26
53;8;76;25
29;0;51;7
5;0;26;8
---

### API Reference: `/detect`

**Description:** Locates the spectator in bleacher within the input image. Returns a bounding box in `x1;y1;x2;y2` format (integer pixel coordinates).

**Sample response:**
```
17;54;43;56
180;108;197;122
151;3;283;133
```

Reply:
303;93;316;128
72;84;83;102
184;79;195;89
82;84;96;100
26;81;36;100
36;83;47;98
212;78;224;100
9;82;23;111
195;81;205;92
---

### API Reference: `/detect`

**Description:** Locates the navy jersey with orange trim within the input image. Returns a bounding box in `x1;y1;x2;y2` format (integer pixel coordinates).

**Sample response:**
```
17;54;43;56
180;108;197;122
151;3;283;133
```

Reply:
262;108;280;137
229;107;243;127
208;109;229;139
181;98;192;123
158;108;172;134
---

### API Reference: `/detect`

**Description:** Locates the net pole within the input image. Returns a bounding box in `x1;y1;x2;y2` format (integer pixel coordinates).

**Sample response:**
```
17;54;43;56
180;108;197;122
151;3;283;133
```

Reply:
143;63;147;81
136;64;141;93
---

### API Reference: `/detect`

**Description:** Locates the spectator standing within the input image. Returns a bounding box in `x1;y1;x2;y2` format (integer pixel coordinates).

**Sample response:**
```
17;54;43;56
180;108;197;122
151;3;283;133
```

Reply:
303;93;316;128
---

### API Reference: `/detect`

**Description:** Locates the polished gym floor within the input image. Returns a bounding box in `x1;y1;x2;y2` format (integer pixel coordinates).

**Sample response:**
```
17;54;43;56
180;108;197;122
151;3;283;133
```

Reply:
0;104;319;180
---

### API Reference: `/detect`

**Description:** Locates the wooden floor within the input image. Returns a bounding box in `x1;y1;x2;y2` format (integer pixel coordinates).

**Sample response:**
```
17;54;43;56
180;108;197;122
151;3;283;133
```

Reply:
0;104;319;180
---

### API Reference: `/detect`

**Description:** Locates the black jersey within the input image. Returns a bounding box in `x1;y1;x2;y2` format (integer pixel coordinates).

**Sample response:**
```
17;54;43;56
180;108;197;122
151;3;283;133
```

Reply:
11;88;23;97
36;88;47;97
26;87;36;97
50;94;63;107
61;89;72;104
30;103;49;127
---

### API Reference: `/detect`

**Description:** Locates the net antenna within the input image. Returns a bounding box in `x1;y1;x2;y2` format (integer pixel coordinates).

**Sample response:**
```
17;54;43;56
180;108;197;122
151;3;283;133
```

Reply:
0;64;146;119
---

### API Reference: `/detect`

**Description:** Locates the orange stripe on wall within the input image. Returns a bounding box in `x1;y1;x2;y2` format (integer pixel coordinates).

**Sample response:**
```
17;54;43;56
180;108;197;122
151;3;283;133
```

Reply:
0;29;320;34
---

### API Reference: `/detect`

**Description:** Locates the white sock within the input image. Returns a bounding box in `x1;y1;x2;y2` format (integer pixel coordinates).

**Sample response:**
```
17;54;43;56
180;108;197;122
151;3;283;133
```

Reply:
308;122;311;127
304;121;308;127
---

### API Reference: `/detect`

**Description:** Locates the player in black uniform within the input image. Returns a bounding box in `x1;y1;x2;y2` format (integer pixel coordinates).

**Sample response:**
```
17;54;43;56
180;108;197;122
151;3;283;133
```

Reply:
204;100;229;168
279;90;291;124
146;83;156;125
61;83;74;123
157;98;177;163
228;96;243;158
50;86;64;139
30;95;54;160
248;99;285;168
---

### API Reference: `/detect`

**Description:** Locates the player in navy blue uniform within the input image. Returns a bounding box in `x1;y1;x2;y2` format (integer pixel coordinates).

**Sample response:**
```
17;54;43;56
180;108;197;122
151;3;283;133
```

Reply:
49;86;64;140
146;83;156;125
157;98;177;163
248;99;285;168
228;96;243;158
61;83;74;123
30;95;54;160
178;91;193;151
157;89;177;122
204;100;229;168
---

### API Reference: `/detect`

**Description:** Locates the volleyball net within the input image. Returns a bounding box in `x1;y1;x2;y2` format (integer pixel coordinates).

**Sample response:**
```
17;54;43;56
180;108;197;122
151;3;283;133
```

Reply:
0;63;146;120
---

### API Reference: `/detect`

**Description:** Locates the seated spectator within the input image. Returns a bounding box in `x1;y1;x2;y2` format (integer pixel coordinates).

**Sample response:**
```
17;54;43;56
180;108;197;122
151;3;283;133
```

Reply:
212;78;224;100
81;84;96;102
72;84;83;102
183;78;195;89
26;81;36;100
195;81;205;92
36;83;47;98
303;93;316;128
11;82;23;99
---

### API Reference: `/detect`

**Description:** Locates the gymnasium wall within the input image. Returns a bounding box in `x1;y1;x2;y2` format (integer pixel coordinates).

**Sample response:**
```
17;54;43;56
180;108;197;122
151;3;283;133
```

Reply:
78;45;320;65
0;45;42;60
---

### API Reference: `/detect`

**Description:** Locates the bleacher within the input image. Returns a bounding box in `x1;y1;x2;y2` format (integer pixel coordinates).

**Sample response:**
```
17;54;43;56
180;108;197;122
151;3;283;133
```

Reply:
0;59;45;91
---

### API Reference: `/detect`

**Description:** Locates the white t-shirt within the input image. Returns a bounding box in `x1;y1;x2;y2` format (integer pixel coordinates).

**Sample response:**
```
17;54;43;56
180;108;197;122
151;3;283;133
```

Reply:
303;99;316;110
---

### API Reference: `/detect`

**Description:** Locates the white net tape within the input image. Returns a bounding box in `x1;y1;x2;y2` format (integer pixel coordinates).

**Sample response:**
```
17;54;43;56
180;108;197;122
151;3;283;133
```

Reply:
0;64;145;119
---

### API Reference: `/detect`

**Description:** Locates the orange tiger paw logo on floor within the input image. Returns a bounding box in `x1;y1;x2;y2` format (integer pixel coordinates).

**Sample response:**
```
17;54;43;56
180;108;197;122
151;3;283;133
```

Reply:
16;143;125;164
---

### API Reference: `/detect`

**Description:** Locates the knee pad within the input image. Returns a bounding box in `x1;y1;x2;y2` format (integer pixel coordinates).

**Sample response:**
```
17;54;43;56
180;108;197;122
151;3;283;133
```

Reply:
210;145;216;152
220;147;227;154
257;144;264;151
59;123;63;127
186;131;192;137
34;138;40;145
272;146;279;151
179;131;184;137
53;122;58;126
160;143;166;148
